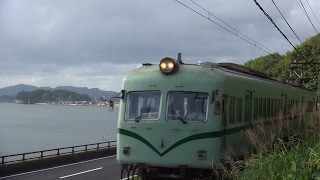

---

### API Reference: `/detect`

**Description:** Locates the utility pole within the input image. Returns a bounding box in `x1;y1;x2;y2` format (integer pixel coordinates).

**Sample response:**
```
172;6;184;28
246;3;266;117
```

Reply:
290;61;320;89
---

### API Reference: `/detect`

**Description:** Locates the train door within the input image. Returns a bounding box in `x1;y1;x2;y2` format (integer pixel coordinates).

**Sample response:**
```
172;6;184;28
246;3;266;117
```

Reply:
221;95;228;153
245;91;253;125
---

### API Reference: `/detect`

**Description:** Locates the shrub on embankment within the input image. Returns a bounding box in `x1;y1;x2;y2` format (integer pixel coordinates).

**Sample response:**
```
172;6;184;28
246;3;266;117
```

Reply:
235;134;320;179
233;105;320;180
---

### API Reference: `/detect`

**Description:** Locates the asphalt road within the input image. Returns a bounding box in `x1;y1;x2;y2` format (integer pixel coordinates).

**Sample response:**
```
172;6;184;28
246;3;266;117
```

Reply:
0;155;122;180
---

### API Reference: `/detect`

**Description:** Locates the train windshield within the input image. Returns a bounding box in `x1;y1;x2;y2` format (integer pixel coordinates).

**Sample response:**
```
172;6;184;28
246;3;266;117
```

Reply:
167;92;208;122
125;91;161;121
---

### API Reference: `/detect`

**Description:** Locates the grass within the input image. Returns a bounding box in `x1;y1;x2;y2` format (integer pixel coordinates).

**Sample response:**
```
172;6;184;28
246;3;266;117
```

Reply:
235;134;320;179
232;103;320;180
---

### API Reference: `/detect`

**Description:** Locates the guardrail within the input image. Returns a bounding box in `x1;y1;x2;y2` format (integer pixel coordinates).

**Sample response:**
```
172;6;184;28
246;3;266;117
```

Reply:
0;141;116;165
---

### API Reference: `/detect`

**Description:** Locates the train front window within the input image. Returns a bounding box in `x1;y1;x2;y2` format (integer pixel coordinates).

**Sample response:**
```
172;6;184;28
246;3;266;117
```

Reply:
125;91;161;121
167;92;208;122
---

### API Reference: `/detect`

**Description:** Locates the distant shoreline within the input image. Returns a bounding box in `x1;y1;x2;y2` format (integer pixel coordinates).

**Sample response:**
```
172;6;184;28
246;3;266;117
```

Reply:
0;102;119;107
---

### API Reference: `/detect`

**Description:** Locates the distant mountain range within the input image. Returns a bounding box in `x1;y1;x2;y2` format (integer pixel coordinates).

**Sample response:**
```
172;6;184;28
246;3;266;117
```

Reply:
0;84;118;100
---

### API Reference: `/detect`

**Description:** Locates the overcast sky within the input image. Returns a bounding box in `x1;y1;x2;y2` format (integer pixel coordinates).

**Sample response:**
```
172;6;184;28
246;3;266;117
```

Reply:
0;0;319;91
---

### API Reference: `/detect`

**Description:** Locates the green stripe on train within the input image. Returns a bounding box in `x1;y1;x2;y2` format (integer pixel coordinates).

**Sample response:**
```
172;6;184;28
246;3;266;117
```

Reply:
118;126;249;157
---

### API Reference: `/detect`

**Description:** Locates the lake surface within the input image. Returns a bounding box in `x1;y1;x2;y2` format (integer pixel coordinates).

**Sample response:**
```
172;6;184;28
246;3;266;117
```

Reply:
0;103;118;156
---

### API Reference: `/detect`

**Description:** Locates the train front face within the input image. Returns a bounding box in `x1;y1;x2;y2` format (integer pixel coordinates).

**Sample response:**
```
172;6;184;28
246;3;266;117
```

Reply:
117;58;223;170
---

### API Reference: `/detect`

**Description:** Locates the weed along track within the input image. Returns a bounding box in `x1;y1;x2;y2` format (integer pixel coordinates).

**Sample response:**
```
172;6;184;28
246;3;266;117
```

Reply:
235;106;320;179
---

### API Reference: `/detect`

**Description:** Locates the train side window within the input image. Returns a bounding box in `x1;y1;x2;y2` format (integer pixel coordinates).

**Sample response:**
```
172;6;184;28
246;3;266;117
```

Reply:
274;99;279;116
270;99;273;117
262;98;266;118
272;99;275;117
269;99;272;117
236;98;243;123
229;96;235;124
274;99;276;116
275;99;279;114
254;98;258;120
222;95;228;127
274;99;277;114
266;98;270;118
307;101;314;112
288;100;291;111
278;100;282;114
244;94;252;122
274;99;277;116
259;98;262;118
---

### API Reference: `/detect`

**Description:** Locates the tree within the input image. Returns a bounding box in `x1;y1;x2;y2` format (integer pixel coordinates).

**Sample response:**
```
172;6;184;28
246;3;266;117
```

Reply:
244;33;320;91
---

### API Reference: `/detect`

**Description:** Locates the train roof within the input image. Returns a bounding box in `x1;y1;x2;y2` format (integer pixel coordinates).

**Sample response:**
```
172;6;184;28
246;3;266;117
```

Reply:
199;62;312;91
141;61;312;91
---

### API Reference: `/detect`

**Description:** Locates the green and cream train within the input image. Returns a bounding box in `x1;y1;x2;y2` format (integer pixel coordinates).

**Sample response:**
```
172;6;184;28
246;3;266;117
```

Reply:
117;55;317;179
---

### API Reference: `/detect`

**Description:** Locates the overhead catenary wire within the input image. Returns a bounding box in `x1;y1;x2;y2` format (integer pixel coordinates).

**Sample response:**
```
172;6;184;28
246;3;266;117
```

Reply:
173;0;273;54
253;0;309;63
298;0;318;33
189;0;273;53
270;0;302;43
304;0;320;27
295;0;308;17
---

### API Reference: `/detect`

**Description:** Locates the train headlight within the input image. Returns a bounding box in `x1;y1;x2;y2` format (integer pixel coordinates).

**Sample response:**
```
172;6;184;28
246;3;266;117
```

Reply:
197;150;206;160
159;57;179;74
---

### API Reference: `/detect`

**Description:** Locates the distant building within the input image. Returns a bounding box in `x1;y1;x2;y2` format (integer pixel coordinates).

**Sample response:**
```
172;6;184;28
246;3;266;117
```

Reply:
14;99;24;104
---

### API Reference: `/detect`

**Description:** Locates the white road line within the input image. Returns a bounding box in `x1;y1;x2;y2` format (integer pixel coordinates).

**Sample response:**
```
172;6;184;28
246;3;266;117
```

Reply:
59;167;103;179
0;155;116;180
121;175;137;180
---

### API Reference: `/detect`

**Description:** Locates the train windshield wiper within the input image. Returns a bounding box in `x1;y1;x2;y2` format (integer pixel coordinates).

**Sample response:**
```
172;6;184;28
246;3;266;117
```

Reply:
177;116;187;124
135;102;151;122
171;109;187;124
134;113;143;122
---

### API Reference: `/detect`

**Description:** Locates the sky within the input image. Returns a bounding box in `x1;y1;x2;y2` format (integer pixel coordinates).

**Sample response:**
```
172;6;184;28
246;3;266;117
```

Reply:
0;0;319;91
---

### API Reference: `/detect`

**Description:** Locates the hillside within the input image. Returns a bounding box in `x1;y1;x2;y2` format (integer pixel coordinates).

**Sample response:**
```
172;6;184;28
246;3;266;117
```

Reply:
245;34;320;92
54;86;117;99
15;89;91;104
0;84;38;96
0;84;118;99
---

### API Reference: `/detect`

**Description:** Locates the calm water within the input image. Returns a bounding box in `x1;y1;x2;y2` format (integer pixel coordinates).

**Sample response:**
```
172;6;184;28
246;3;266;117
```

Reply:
0;103;118;156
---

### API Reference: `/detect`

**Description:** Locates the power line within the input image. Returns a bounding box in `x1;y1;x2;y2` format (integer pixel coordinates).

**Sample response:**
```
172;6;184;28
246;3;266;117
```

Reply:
298;0;318;33
271;0;302;43
253;0;309;63
295;0;308;17
304;0;320;27
173;0;272;54
189;0;273;53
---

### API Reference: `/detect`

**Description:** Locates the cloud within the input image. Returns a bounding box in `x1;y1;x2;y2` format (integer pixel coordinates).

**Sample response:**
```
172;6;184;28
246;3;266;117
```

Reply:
0;0;319;90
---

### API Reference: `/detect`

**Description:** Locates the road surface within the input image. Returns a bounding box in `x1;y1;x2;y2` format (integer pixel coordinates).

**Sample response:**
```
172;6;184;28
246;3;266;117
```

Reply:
0;155;122;180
